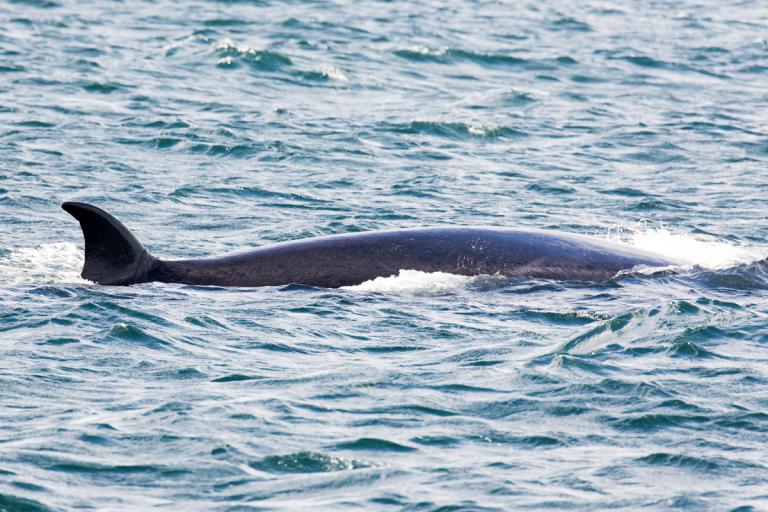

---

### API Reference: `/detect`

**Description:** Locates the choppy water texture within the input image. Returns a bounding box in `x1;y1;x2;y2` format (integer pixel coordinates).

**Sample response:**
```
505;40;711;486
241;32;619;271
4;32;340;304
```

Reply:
2;0;768;510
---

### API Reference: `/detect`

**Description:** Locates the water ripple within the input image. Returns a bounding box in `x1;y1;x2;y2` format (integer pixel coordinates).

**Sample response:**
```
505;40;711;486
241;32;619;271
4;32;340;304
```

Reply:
2;0;768;509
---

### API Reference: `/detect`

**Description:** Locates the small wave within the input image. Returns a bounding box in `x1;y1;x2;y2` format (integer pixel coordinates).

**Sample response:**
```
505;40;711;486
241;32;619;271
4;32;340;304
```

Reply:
8;0;60;7
0;493;53;512
455;88;542;110
551;17;592;32
334;437;416;453
394;47;537;68
386;120;525;140
0;64;26;73
109;323;171;348
688;259;768;290
636;452;721;472
82;82;123;94
302;67;349;82
249;452;370;474
608;53;727;79
0;242;87;285
214;38;292;71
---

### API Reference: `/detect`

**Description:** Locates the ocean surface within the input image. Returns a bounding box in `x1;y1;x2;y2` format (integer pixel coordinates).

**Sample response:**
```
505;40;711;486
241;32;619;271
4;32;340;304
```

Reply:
2;0;768;510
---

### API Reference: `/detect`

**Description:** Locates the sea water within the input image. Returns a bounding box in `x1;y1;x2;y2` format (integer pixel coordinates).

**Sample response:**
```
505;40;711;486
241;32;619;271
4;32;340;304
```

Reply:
1;1;768;510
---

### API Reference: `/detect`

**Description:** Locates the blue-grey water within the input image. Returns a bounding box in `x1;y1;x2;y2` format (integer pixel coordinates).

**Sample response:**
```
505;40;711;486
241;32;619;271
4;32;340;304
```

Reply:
2;0;768;510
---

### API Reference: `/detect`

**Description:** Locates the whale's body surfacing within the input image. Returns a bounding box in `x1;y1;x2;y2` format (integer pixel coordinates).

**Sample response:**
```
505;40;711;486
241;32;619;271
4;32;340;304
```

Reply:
62;202;676;288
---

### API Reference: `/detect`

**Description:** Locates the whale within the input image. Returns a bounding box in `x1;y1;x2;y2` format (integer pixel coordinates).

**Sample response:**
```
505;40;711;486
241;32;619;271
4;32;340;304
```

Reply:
62;202;677;287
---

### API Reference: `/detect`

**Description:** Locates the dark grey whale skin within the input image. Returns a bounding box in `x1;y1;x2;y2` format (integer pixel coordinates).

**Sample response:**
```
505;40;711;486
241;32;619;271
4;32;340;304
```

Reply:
62;202;676;288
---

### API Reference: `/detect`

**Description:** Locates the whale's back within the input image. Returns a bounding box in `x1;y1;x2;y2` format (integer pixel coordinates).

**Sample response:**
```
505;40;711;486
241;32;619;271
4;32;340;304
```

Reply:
63;203;676;287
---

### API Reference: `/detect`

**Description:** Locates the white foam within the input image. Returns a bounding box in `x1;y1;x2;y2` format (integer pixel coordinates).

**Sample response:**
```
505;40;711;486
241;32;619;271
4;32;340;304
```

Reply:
0;243;88;285
318;66;349;82
615;226;766;270
467;123;497;136
344;269;475;295
215;38;247;53
406;45;446;57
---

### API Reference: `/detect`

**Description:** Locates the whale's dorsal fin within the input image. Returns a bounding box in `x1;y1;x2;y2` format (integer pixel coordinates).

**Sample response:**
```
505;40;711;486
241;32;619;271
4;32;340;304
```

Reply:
62;202;156;285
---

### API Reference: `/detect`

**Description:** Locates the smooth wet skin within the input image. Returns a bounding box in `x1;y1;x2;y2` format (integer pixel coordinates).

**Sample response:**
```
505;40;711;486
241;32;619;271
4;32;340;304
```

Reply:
63;202;675;287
